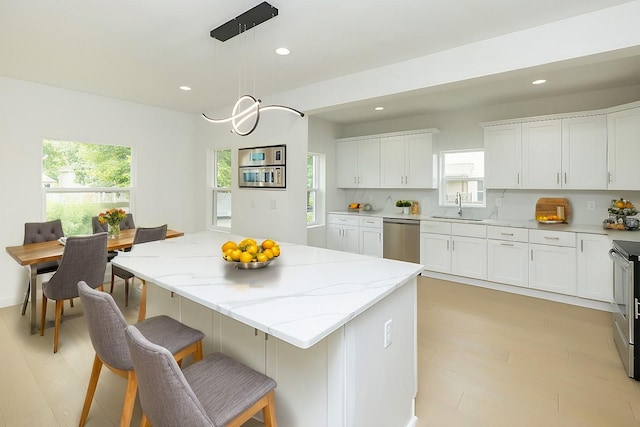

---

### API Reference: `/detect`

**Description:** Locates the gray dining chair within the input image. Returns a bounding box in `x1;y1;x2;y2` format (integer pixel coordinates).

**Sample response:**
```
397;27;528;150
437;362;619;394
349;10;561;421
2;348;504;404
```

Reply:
40;233;108;353
111;224;166;307
124;325;277;427
77;281;204;427
21;219;65;315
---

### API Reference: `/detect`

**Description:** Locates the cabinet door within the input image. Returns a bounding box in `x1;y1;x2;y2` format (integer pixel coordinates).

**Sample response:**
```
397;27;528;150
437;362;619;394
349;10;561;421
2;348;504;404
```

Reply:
336;141;358;188
380;136;406;188
522;120;562;189
358;138;381;188
326;223;344;251
487;240;528;287
420;233;451;273
360;227;382;257
561;115;607;189
529;244;576;295
451;236;487;279
406;133;435;188
607;107;640;190
484;123;522;189
343;225;360;254
576;233;613;302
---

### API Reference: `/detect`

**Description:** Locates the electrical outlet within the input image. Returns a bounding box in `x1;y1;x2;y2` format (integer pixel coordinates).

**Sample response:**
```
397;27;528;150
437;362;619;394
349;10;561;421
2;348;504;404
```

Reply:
495;198;502;207
384;319;393;348
587;200;596;210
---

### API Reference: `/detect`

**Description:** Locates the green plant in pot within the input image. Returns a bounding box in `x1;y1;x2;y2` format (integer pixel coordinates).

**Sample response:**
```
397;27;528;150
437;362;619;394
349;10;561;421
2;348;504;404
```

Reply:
396;200;412;213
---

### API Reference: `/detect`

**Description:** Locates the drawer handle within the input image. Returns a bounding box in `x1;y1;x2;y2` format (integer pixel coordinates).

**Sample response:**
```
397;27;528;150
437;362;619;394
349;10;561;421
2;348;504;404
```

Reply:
500;232;514;236
500;243;514;247
543;236;560;240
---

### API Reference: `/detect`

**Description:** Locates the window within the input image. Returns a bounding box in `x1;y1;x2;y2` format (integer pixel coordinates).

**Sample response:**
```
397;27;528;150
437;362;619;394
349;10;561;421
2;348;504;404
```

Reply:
211;149;232;229
440;150;485;207
307;153;323;226
42;140;132;235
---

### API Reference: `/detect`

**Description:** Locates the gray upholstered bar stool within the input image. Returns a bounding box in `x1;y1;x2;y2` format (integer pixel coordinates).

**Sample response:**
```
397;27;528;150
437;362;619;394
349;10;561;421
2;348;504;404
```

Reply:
124;325;277;427
78;281;205;427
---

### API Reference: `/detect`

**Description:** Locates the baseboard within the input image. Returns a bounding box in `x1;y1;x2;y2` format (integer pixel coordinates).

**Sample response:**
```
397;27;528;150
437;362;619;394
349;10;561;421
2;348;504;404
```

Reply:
420;271;612;312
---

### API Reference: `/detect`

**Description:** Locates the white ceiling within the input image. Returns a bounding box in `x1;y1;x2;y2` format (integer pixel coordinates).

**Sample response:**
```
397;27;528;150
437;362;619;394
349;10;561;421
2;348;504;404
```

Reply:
1;0;639;125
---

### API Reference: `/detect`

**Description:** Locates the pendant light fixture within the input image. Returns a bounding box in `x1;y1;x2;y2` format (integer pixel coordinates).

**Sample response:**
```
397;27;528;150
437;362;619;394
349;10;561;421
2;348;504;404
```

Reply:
203;2;304;136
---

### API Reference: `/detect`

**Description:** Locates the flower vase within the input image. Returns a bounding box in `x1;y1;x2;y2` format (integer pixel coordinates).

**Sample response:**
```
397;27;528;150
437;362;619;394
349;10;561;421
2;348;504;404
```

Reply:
108;223;121;239
402;207;410;214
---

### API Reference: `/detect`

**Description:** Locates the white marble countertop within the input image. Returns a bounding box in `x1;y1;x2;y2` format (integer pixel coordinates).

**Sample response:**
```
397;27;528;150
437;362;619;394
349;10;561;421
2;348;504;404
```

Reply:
111;231;424;349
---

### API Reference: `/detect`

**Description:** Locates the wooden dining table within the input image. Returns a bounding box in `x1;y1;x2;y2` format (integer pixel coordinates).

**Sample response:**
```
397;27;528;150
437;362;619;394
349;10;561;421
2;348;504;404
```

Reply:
5;228;184;334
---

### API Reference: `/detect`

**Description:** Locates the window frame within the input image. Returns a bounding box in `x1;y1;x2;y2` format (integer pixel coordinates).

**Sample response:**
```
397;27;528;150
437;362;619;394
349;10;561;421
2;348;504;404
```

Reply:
209;148;232;230
307;152;324;227
439;149;485;208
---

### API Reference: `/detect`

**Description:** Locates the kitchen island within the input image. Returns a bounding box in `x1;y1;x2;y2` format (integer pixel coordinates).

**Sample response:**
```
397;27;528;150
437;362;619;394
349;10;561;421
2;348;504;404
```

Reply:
111;231;423;427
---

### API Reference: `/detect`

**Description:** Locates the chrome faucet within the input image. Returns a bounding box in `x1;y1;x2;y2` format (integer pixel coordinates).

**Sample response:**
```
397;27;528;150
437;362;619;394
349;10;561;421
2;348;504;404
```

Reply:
456;192;462;216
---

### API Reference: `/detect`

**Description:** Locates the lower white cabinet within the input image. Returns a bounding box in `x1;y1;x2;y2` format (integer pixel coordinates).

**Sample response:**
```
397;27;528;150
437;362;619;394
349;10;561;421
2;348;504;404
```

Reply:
327;215;359;254
487;226;529;287
451;235;487;280
327;214;383;257
420;232;451;273
529;230;576;296
577;233;613;301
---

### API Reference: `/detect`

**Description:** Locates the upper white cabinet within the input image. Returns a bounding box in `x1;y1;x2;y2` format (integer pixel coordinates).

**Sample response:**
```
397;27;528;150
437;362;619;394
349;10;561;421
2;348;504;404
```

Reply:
607;107;640;190
562;115;608;189
380;133;435;188
522;119;562;189
336;138;380;188
484;114;607;190
484;123;522;189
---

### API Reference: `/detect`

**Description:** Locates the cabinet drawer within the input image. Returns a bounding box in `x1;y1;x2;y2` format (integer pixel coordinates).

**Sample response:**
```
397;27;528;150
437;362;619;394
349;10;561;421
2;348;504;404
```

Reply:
327;214;358;226
420;221;451;234
529;229;575;247
451;223;487;238
359;216;382;228
487;226;528;242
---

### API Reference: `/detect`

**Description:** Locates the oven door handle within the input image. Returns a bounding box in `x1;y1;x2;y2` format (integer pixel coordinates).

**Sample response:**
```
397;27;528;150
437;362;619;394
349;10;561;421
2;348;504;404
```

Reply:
609;248;627;264
636;298;639;320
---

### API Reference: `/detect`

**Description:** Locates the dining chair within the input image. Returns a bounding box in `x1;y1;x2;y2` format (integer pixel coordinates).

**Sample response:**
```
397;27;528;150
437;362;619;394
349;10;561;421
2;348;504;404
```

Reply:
112;224;166;307
124;325;277;427
77;281;204;427
21;219;65;316
40;233;108;353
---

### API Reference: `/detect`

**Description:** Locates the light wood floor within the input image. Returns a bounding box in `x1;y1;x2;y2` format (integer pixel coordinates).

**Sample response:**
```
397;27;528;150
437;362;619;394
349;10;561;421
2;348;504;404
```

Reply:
1;276;639;426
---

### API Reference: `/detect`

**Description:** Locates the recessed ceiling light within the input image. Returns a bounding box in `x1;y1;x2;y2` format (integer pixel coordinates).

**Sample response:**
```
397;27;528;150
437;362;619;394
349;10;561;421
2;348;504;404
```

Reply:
179;86;192;91
374;106;384;111
275;47;290;56
532;79;547;85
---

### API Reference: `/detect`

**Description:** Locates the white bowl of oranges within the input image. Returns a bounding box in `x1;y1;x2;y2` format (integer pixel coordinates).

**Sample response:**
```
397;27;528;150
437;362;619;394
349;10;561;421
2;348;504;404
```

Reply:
221;238;280;269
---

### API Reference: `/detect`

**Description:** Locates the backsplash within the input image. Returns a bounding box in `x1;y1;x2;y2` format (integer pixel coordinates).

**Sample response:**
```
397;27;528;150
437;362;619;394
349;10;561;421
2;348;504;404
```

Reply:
340;188;640;226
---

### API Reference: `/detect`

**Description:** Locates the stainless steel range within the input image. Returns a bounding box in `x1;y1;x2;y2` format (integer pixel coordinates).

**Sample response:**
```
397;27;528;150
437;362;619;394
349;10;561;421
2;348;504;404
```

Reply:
609;240;640;380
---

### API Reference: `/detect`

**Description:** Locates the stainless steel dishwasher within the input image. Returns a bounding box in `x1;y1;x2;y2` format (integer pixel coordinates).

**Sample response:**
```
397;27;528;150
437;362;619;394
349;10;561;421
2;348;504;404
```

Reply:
383;218;420;263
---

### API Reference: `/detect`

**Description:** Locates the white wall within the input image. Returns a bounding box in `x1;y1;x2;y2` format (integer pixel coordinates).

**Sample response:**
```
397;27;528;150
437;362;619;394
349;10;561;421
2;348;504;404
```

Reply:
0;76;197;308
194;106;309;245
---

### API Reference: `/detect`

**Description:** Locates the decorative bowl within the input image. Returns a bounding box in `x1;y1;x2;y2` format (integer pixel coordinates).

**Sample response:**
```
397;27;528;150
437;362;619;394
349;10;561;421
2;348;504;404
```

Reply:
225;259;273;269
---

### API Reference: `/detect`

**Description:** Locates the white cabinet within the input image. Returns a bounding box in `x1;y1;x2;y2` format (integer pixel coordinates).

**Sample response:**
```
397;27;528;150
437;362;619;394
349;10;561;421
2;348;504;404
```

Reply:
484;123;522;189
485;115;607;190
380;133;435;188
487;226;529;287
576;233;613;302
607;107;640;190
522;119;562;189
529;229;576;295
451;223;487;280
359;216;383;257
336;138;380;188
327;214;359;253
327;214;383;257
420;221;451;273
561;115;607;189
420;221;487;280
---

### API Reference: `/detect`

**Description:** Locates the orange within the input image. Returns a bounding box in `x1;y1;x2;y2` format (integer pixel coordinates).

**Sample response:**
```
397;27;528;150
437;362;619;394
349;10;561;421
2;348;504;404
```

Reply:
246;244;259;254
271;245;280;257
239;252;253;263
262;249;274;259
230;249;242;261
221;241;237;252
261;239;275;249
256;253;268;263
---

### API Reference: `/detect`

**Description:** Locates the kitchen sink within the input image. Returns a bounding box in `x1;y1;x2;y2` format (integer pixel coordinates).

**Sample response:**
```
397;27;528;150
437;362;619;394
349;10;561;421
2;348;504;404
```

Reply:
430;216;484;222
